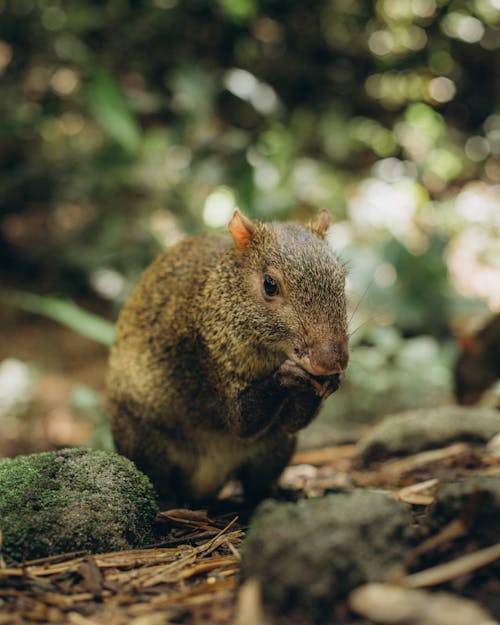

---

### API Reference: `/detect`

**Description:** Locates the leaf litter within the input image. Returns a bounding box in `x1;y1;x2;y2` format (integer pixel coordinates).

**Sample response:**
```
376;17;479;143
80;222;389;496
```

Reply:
0;440;499;624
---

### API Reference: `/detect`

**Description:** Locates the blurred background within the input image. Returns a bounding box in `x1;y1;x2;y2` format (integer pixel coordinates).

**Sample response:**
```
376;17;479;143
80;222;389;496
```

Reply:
0;0;499;456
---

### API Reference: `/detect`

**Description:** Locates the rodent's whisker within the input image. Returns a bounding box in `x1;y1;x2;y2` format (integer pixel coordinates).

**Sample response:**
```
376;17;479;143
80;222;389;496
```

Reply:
348;317;376;338
347;279;373;325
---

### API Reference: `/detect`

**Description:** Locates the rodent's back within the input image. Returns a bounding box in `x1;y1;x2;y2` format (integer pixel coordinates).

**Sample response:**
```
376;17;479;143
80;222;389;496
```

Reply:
114;233;229;337
107;233;231;421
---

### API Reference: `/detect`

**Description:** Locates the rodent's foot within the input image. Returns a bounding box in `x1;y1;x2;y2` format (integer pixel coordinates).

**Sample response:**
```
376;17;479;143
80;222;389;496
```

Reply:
277;360;340;398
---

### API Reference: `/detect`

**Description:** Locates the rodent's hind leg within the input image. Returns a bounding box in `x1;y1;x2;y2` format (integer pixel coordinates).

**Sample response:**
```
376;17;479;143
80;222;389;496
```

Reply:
108;397;198;503
238;433;296;505
139;457;225;505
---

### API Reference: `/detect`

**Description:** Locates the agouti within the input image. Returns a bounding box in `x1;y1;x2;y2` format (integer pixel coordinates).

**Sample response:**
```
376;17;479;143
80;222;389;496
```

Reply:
107;210;349;503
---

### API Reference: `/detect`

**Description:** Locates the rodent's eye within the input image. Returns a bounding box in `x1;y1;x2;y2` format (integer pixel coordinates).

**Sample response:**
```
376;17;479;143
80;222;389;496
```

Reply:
263;274;279;297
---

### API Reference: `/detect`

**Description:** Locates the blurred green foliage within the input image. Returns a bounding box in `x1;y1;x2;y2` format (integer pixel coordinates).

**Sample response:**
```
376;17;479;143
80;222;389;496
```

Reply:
71;384;114;451
0;0;499;423
0;287;114;344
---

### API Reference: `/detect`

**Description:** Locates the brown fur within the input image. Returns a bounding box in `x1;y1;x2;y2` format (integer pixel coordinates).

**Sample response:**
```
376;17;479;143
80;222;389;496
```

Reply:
107;211;349;502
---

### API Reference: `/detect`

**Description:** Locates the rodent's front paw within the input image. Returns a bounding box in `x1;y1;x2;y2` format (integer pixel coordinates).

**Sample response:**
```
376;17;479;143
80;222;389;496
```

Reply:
318;373;341;399
277;360;339;398
276;360;310;387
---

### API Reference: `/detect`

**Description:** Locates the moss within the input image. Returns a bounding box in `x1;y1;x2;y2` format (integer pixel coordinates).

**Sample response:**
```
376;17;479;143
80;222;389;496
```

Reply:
241;491;417;624
0;448;159;563
357;406;500;465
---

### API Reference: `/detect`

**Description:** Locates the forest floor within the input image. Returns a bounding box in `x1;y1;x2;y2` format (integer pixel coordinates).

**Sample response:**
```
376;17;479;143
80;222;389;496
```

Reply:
1;440;499;624
0;313;499;624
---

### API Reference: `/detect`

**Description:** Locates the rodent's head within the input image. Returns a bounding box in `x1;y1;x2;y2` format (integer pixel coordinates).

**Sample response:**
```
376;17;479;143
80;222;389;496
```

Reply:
228;210;349;377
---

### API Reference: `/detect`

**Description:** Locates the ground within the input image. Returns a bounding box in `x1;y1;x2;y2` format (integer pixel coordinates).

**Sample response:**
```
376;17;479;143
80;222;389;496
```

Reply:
1;441;499;624
0;313;499;624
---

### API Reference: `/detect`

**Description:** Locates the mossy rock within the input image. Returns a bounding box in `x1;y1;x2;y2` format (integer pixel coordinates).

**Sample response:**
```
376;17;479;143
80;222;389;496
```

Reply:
0;448;159;563
241;491;417;624
356;406;500;465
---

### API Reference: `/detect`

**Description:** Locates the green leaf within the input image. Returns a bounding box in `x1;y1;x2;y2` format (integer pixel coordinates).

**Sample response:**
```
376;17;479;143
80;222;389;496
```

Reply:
0;288;115;346
88;68;141;152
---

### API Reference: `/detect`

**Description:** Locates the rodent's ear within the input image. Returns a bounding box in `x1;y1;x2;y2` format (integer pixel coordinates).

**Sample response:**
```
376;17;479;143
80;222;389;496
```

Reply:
311;209;331;238
228;210;256;251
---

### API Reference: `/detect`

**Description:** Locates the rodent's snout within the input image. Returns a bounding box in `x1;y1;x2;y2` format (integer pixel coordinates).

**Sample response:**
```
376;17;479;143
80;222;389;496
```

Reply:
292;338;349;377
310;338;349;376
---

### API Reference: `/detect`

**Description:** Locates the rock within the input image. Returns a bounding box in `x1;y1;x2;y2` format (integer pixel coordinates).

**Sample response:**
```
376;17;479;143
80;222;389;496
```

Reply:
241;491;417;624
0;448;159;563
349;583;496;625
356;406;500;465
427;474;500;546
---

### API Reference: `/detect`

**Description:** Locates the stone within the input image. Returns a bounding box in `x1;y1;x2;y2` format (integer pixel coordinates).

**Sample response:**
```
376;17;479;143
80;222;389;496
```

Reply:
356;406;500;465
0;448;158;563
241;491;417;624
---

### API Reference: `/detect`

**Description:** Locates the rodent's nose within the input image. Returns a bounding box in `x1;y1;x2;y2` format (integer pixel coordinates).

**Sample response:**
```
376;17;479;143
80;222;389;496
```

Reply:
308;339;349;376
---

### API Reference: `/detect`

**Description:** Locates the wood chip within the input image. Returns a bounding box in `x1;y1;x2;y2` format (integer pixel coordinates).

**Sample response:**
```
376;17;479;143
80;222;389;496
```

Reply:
235;578;270;625
349;583;497;625
380;443;472;481
291;445;357;466
396;478;439;506
401;542;500;589
77;556;104;597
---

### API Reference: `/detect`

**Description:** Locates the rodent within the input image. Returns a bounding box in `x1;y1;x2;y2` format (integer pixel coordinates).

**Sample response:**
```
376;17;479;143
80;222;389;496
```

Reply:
107;209;349;503
454;313;500;406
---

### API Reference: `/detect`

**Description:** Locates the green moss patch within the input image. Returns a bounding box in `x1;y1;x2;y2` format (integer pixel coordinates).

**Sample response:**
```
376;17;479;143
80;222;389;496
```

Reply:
0;448;159;563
